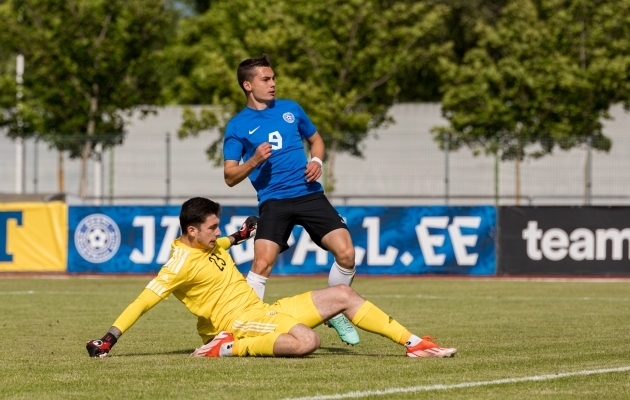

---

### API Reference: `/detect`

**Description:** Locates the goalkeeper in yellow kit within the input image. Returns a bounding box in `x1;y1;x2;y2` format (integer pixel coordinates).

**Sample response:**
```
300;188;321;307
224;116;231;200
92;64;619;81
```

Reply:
86;197;456;358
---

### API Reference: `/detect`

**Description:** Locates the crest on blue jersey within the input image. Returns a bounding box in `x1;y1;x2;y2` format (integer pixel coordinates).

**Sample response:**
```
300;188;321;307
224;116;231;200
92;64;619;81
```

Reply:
282;112;295;123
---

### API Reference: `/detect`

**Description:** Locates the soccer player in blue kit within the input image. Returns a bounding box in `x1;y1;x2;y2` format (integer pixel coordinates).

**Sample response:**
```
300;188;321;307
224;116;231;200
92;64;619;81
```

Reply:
222;54;360;345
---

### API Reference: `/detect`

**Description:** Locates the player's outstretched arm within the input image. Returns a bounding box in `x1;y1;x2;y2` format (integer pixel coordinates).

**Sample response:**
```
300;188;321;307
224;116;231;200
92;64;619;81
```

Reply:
86;289;162;357
86;328;121;358
228;216;259;246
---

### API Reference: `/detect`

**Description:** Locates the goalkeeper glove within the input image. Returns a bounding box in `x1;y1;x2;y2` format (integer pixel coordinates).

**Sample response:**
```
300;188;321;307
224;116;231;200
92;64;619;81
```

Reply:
86;332;118;358
229;216;259;245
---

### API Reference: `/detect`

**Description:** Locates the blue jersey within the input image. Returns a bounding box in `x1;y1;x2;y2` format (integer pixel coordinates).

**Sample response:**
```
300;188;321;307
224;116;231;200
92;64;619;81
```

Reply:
223;99;323;204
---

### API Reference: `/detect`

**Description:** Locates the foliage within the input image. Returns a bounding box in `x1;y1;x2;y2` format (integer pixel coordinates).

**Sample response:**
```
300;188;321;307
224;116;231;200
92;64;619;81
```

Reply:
538;0;630;144
0;37;16;118
433;0;630;161
175;0;211;15
0;0;176;196
162;0;450;191
398;0;509;102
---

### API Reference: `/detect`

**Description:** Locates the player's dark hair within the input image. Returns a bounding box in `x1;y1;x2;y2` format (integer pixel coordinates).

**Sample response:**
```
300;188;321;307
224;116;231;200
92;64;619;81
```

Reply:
237;54;272;93
179;197;222;232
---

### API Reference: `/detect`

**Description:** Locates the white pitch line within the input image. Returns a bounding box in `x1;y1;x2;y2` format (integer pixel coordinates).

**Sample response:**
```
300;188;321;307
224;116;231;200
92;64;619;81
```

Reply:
0;290;35;295
364;294;630;302
281;366;630;400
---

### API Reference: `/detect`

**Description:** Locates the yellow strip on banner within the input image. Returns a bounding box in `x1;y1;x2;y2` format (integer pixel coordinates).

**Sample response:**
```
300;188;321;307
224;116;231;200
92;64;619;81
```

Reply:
0;202;68;272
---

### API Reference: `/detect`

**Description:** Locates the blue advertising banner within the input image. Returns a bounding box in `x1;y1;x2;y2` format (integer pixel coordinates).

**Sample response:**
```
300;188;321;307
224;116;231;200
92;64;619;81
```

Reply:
68;205;257;273
68;205;496;275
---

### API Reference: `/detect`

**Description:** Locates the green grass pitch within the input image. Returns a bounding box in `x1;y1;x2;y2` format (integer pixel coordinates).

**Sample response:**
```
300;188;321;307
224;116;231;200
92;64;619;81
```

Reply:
1;276;630;399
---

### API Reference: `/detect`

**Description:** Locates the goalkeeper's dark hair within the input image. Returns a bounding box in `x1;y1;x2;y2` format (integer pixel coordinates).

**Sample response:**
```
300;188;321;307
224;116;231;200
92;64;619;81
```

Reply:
237;54;272;93
179;197;222;232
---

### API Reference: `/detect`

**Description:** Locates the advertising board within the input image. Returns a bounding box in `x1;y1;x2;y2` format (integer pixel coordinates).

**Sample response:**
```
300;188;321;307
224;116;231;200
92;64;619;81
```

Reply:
0;202;67;272
498;206;630;275
69;205;496;275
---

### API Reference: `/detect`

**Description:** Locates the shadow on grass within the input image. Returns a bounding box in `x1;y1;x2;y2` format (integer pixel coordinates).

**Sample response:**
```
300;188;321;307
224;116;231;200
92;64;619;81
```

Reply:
115;347;400;358
117;348;196;357
316;346;402;357
317;346;355;354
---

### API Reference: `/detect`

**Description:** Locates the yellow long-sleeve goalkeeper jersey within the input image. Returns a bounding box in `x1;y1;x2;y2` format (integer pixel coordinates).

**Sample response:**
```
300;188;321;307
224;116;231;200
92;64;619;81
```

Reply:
112;237;264;341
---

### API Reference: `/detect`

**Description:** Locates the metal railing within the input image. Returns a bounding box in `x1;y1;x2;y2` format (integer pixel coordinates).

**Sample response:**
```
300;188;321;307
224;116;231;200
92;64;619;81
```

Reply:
2;105;629;207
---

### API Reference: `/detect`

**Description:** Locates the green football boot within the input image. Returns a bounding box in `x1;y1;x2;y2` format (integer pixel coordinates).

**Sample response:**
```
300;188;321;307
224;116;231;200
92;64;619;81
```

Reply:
326;314;360;345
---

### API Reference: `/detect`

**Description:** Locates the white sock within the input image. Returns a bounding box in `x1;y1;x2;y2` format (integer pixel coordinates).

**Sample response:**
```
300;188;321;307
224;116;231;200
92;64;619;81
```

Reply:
328;261;355;287
405;334;422;348
328;261;356;320
219;342;234;357
246;271;268;301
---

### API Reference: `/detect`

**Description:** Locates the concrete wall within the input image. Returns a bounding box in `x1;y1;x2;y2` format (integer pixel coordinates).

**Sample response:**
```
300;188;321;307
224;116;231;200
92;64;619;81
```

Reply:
1;103;629;206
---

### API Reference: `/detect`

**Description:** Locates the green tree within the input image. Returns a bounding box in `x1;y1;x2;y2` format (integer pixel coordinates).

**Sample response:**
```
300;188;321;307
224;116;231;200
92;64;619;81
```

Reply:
163;0;450;191
539;0;630;142
175;0;212;15
0;38;14;115
0;0;176;197
398;0;509;102
432;0;630;202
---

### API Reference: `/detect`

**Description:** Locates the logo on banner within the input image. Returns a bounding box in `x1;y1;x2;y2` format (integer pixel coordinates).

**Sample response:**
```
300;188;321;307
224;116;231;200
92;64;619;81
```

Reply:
522;221;630;261
75;214;121;263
